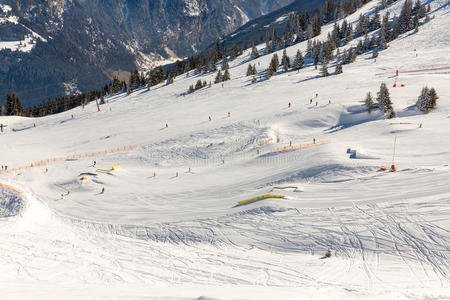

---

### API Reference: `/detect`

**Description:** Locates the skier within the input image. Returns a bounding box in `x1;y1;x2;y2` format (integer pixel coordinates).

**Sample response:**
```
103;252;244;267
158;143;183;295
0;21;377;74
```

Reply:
101;187;105;194
93;161;96;167
313;138;316;144
310;99;313;104
329;100;331;104
316;93;318;98
228;112;231;117
166;123;168;128
316;101;318;106
288;102;291;108
5;166;7;171
209;116;212;121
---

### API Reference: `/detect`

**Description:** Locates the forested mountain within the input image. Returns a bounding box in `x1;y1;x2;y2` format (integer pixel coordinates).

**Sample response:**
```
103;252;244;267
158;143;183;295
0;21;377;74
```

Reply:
0;0;294;106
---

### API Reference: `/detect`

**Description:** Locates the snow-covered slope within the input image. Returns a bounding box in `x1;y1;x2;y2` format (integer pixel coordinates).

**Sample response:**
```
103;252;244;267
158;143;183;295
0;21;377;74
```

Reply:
0;0;449;298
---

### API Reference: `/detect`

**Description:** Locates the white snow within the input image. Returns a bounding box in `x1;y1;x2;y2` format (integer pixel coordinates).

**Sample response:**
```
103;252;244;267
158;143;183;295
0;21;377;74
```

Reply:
0;0;449;298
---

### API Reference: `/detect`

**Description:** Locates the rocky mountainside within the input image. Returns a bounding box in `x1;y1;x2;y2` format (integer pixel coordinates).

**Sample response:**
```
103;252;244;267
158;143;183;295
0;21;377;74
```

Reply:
0;0;294;106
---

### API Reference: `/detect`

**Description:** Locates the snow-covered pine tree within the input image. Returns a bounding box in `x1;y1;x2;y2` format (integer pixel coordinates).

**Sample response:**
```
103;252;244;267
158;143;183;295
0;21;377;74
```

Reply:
382;13;391;42
251;44;259;59
376;82;394;114
166;72;174;85
350;48;357;63
392;16;400;39
399;0;413;33
417;86;438;112
270;53;280;74
365;92;374;113
416;86;430;112
221;56;229;71
246;64;253;76
265;40;273;55
372;47;379;58
293;50;304;71
428;87;439;110
215;70;223;83
378;30;388;50
370;9;381;31
306;39;313;57
281;49;291;71
223;68;231;81
188;84;195;94
356;40;364;55
335;62;343;74
320;58;329;77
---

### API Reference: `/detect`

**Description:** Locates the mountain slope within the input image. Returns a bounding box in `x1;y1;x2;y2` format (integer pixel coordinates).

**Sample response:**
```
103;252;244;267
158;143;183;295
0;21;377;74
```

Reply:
0;0;449;298
0;0;295;106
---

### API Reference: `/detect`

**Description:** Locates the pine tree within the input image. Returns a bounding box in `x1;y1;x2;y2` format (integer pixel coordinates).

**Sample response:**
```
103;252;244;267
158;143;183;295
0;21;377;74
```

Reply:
251;44;259;59
188;85;195;94
215;70;223;83
265;40;273;55
221;56;229;71
270;54;280;74
365;92;374;113
372;47;379;58
376;82;394;115
356;40;364;55
399;0;413;33
335;62;343;74
320;59;329;77
370;10;381;31
265;68;273;80
379;30;388;50
392;16;400;39
195;80;203;90
223;68;231;81
231;44;239;59
281;49;291;71
417;86;438;112
166;72;174;85
252;76;257;84
382;13;391;42
246;64;256;76
293;50;304;71
428;87;439;110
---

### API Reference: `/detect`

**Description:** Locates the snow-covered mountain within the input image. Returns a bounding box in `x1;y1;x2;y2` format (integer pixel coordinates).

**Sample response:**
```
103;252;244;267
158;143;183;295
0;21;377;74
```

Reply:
0;0;449;298
0;0;295;106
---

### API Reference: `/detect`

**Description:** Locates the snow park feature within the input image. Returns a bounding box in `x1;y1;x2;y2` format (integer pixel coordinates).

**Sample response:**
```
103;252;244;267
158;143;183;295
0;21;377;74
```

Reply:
0;0;450;299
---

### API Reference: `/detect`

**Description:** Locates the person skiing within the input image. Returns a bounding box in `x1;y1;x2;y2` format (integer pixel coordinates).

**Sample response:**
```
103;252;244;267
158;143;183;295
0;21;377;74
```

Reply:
101;187;105;194
228;112;231;117
313;138;316;144
310;99;313;104
166;123;168;128
288;102;291;108
209;116;212;121
93;161;96;167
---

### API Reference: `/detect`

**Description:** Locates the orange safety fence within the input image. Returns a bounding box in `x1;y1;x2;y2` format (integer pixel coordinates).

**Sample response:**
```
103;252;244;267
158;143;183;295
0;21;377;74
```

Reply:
0;182;23;194
2;144;138;174
270;139;331;153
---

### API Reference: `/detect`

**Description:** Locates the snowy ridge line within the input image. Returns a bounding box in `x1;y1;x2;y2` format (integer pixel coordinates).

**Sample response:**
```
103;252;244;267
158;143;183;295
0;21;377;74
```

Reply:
270;139;331;153
2;144;138;174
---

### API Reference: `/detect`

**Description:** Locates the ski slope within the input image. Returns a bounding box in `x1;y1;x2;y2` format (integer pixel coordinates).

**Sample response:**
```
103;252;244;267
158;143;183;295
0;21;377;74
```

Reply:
0;0;449;298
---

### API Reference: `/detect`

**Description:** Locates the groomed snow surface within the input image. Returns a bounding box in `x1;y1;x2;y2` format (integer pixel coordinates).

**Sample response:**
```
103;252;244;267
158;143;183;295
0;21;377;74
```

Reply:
0;0;449;299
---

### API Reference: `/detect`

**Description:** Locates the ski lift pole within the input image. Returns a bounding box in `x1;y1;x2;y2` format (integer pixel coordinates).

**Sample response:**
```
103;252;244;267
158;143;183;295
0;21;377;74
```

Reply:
391;136;397;172
95;98;100;112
